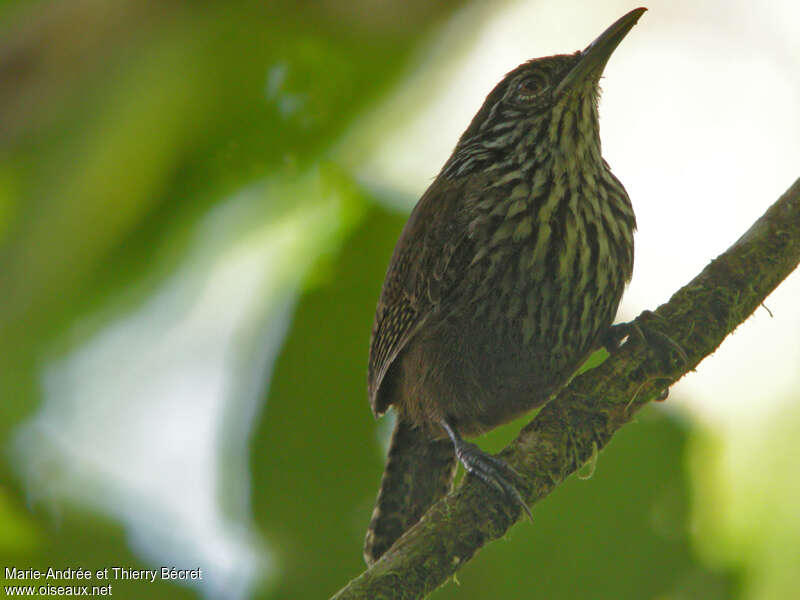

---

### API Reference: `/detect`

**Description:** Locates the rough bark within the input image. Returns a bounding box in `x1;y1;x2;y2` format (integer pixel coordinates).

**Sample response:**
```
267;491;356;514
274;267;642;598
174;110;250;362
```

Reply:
331;177;800;600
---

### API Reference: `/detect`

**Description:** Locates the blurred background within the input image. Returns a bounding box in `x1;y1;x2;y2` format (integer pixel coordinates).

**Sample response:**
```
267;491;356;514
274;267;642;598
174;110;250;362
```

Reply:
1;0;798;598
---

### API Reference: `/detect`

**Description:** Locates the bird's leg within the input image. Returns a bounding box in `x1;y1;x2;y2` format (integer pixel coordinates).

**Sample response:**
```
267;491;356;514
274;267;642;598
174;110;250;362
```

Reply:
440;419;533;520
602;310;687;401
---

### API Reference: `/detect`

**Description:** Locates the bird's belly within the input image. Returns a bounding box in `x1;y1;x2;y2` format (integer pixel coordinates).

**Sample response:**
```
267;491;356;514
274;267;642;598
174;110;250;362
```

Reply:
398;280;618;437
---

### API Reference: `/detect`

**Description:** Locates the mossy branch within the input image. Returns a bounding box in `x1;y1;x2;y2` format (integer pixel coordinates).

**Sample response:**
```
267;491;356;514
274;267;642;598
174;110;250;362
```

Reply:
331;177;800;600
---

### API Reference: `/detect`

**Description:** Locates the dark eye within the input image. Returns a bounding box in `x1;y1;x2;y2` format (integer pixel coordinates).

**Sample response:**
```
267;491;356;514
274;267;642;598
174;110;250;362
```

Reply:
517;75;547;98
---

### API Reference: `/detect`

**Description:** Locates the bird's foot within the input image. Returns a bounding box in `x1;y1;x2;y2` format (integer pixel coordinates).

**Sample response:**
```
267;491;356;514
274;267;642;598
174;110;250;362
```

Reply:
603;310;687;402
441;420;532;520
604;310;688;365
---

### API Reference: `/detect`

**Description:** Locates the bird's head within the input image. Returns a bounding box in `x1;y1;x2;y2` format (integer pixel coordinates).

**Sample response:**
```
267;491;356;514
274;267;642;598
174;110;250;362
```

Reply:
444;7;646;178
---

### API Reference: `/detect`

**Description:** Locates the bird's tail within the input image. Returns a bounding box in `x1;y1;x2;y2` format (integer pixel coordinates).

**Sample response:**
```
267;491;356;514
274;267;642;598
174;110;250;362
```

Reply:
363;418;456;565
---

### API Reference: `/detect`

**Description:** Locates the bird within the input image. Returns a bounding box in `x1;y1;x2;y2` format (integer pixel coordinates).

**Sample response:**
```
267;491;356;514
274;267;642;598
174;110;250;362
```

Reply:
363;8;647;566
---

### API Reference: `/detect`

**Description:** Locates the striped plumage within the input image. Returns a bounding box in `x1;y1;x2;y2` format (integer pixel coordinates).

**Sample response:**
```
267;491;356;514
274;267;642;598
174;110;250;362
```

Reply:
364;9;644;566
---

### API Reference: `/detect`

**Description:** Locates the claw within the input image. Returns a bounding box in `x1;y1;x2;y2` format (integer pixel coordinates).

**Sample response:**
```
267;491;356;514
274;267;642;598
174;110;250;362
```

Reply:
642;326;689;364
441;420;533;521
604;310;688;366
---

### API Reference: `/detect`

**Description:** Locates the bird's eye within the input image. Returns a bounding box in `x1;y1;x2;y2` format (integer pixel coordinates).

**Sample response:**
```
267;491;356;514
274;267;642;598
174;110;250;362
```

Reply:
517;75;547;98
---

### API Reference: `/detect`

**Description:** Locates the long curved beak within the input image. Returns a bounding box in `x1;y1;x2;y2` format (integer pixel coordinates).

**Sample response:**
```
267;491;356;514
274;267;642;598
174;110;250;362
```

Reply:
555;7;647;96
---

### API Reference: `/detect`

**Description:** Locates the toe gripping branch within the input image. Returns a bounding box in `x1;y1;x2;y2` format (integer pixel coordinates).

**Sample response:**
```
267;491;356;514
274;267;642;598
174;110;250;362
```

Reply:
441;420;533;521
604;310;688;362
602;310;689;400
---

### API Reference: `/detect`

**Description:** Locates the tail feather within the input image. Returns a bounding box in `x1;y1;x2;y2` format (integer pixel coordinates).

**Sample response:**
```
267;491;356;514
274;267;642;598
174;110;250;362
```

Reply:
364;419;456;565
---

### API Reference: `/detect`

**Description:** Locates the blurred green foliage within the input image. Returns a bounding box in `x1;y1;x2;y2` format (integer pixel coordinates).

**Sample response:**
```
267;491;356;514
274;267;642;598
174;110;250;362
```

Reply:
1;0;465;595
0;1;750;599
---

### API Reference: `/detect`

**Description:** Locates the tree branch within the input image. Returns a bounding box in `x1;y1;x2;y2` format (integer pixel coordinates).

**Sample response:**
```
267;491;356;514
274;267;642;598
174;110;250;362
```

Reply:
332;177;800;600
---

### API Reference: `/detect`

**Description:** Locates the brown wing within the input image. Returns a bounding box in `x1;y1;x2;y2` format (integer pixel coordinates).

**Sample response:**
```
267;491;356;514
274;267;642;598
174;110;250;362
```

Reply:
367;177;473;416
